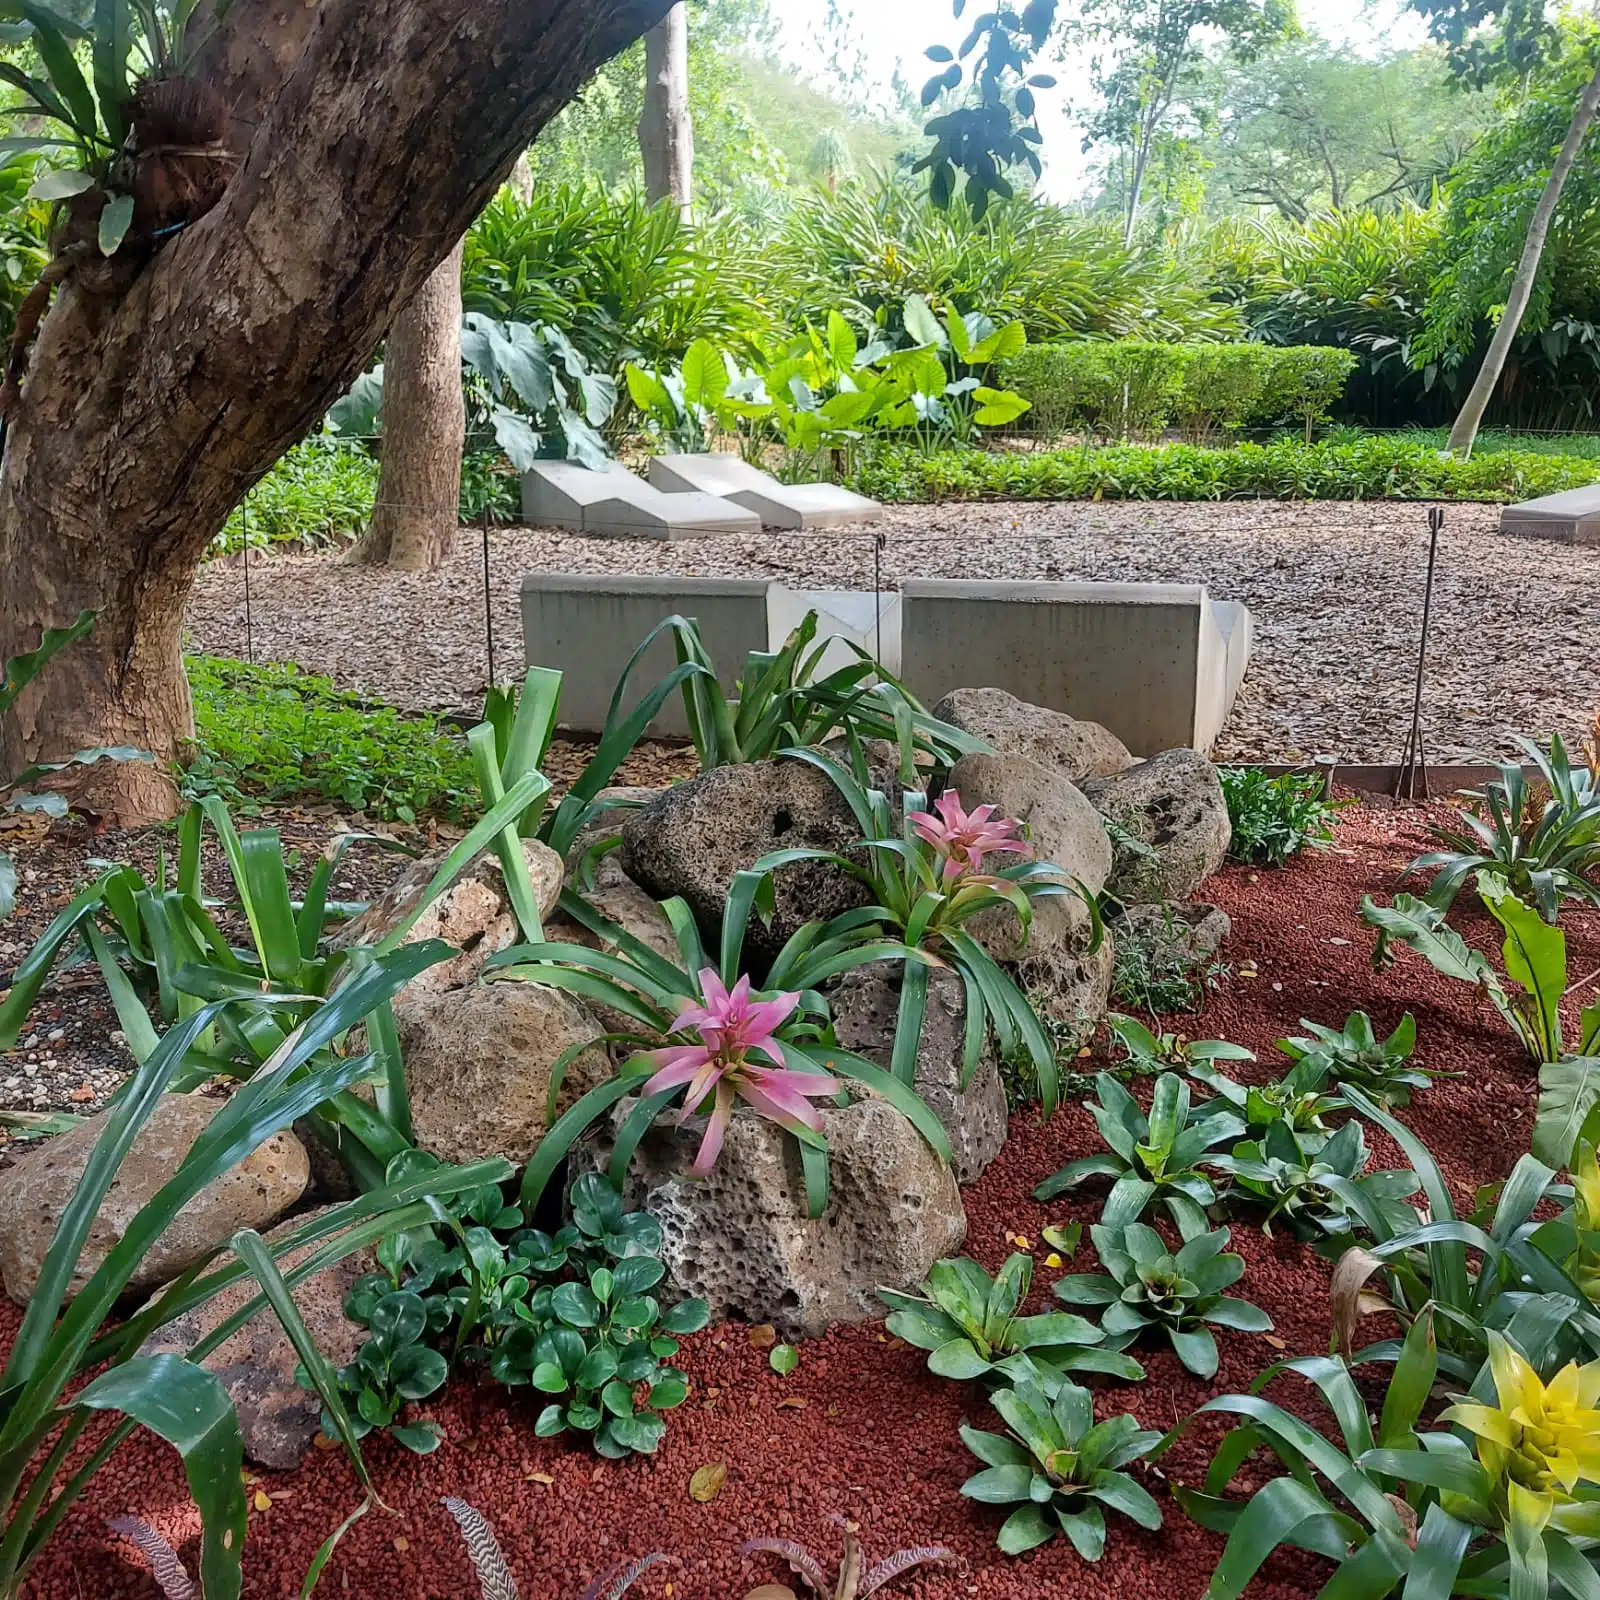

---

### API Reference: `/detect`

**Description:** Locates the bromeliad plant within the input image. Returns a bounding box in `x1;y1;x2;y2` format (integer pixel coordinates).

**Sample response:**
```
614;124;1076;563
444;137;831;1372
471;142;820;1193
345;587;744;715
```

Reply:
1054;1223;1272;1381
782;746;1102;1114
1407;735;1600;923
1033;1072;1243;1235
492;862;952;1220
440;1499;670;1600
960;1378;1164;1559
878;1253;1144;1390
1186;1054;1345;1142
0;953;513;1600
1277;1010;1439;1108
740;1515;958;1600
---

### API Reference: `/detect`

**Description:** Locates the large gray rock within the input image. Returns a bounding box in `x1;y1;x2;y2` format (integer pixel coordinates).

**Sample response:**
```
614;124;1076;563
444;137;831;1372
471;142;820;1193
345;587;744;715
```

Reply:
1083;749;1231;905
139;1207;375;1468
0;1095;309;1304
830;961;1008;1185
579;1098;965;1337
945;751;1112;962
331;838;565;996
619;759;869;968
1015;930;1116;1054
1115;902;1232;971
394;980;614;1167
932;687;1134;784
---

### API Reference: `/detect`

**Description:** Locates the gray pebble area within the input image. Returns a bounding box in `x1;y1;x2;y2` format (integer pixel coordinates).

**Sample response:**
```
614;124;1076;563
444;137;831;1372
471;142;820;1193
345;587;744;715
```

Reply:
186;499;1596;763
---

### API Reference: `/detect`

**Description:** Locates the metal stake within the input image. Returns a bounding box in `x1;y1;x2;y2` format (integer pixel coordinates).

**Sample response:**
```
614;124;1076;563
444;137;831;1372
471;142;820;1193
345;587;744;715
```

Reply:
1395;506;1444;800
873;529;886;668
481;502;496;690
242;499;254;665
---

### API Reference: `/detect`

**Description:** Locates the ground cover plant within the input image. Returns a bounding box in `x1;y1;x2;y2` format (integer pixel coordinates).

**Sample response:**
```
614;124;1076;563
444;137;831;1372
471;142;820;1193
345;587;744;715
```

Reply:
1220;767;1343;868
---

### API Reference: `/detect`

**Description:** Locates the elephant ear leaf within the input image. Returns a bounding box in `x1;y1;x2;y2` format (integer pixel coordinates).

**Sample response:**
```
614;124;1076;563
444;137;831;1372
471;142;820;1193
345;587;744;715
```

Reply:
77;1355;247;1600
1535;1057;1600;1170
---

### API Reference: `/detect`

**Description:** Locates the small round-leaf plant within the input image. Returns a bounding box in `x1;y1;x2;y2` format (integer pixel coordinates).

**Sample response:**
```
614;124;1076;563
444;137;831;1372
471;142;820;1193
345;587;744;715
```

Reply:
878;1251;1144;1389
740;1514;959;1600
1052;1222;1273;1380
960;1377;1164;1559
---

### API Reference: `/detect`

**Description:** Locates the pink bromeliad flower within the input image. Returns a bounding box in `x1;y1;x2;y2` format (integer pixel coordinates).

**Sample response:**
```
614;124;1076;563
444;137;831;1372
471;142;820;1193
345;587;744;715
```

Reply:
641;968;837;1175
909;790;1031;884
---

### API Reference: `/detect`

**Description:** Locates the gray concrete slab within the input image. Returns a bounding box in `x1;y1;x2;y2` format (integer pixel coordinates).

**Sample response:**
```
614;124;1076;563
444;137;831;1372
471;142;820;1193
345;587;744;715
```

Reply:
521;461;761;539
520;574;772;737
649;453;884;530
1500;485;1600;545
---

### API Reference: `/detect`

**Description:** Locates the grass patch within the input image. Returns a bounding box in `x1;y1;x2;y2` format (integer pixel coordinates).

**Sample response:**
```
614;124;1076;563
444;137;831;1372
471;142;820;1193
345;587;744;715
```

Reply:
851;436;1600;504
185;655;476;822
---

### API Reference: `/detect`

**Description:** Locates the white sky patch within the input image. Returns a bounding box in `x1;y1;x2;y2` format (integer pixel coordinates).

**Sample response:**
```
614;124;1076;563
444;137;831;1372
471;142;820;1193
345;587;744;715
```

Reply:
775;0;1433;200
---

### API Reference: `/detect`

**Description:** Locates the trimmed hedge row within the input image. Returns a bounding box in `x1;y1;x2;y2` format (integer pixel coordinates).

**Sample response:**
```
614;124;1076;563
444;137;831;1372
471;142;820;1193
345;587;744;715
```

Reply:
998;340;1357;442
850;437;1600;504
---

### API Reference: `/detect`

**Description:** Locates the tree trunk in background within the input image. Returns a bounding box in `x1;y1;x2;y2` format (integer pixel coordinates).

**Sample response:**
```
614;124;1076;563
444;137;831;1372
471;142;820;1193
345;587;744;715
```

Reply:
351;242;465;572
640;2;693;218
509;151;534;203
1447;59;1600;458
0;0;674;824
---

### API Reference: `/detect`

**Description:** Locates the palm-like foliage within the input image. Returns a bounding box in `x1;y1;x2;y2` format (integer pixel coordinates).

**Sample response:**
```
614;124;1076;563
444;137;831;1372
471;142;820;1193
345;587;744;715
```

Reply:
1408;735;1600;922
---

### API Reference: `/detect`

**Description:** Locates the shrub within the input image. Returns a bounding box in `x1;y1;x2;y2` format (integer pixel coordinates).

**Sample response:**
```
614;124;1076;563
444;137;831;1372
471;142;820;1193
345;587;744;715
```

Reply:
215;440;379;554
850;436;1600;504
185;656;476;822
1220;767;1342;866
1260;344;1360;442
1178;344;1275;442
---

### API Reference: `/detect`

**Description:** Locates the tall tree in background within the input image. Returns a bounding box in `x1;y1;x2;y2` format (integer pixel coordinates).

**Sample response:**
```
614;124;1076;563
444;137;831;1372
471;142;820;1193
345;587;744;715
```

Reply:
350;243;466;573
1406;0;1598;456
640;2;695;215
0;0;675;825
1075;0;1297;242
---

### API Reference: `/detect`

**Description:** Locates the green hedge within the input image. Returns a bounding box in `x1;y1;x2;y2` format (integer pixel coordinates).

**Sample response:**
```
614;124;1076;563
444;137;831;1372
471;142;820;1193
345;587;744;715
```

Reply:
850;437;1600;504
998;341;1357;443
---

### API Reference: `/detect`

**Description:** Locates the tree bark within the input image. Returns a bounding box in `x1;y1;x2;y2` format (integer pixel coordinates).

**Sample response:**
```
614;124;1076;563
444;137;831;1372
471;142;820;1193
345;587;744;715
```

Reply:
639;1;693;218
1447;59;1600;458
350;241;465;572
0;0;676;824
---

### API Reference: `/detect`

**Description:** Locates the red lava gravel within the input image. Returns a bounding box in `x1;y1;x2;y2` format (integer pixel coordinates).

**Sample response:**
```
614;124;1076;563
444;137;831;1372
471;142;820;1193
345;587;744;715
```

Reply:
7;800;1595;1600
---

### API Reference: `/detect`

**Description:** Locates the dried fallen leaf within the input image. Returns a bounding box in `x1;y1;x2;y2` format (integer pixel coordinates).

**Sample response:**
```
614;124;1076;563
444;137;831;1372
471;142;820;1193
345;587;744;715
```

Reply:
746;1324;777;1350
252;1490;272;1512
1264;1335;1287;1351
746;1587;800;1600
311;1431;339;1453
776;1396;809;1410
393;1536;409;1554
526;1472;554;1486
689;1463;727;1503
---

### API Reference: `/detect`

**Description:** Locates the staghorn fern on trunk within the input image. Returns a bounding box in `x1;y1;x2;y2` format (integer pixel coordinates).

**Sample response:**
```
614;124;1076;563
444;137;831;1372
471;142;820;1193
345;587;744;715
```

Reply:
106;1517;198;1600
742;1517;959;1600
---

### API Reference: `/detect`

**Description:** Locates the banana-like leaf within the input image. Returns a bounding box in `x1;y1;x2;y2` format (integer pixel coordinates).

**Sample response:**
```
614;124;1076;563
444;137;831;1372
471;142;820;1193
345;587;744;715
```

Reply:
0;609;94;712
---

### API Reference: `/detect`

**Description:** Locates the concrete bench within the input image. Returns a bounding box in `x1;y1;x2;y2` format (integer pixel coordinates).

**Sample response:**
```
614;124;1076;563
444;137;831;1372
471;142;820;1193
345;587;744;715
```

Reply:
649;453;884;530
1500;486;1600;545
521;573;1252;755
521;460;761;540
898;579;1250;756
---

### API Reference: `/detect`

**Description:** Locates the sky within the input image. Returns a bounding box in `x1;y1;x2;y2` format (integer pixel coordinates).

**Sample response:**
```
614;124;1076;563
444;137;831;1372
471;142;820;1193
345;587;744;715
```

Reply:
775;0;1433;200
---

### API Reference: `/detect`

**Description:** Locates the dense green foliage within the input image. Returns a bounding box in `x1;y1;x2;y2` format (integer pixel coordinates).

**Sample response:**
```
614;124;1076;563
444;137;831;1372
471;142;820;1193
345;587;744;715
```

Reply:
1220;767;1342;867
185;656;475;822
851;435;1600;503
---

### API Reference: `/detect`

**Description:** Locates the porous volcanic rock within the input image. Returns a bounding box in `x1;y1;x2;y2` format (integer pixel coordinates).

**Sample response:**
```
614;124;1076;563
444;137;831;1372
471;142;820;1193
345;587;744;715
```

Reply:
577;1098;966;1337
0;1094;308;1303
619;758;869;968
138;1206;375;1468
931;687;1134;783
1083;748;1231;904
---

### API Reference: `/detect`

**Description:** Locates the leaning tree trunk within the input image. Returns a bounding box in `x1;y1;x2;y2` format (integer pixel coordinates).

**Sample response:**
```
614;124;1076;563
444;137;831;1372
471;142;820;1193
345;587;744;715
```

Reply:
350;241;466;572
0;0;675;825
1447;58;1600;459
639;1;693;218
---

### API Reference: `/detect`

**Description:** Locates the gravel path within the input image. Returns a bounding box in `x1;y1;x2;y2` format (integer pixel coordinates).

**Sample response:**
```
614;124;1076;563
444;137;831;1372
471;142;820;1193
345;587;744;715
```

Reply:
187;499;1597;763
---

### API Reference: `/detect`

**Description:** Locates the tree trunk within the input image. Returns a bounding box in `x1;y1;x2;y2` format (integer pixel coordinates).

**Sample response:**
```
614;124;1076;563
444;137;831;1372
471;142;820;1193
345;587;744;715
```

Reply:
351;242;465;572
509;151;534;204
639;1;693;218
0;0;675;825
1447;59;1600;459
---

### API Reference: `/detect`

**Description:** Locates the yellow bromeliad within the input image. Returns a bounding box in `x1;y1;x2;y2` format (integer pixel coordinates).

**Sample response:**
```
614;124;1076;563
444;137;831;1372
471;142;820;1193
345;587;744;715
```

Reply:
1444;1333;1600;1538
1571;1141;1600;1299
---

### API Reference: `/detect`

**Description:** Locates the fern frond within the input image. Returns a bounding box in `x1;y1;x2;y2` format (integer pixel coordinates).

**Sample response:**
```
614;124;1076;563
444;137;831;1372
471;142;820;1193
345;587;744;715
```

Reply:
441;1497;519;1600
106;1516;198;1600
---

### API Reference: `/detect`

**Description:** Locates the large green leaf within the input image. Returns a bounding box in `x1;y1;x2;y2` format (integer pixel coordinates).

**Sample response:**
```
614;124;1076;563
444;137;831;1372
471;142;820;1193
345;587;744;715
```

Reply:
1481;874;1568;1062
76;1355;247;1600
0;609;93;713
1535;1058;1600;1170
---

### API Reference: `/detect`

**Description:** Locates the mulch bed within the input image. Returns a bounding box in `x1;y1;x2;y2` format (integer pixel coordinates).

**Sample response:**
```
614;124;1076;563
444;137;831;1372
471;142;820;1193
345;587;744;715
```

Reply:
4;800;1592;1599
184;501;1600;765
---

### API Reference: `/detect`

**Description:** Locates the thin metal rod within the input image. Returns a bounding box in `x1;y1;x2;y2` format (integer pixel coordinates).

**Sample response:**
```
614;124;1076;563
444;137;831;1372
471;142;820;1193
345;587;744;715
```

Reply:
1395;506;1443;800
873;530;885;667
481;503;496;690
242;501;254;666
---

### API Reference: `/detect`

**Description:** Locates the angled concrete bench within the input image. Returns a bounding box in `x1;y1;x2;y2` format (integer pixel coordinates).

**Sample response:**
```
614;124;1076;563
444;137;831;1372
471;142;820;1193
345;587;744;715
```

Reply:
521;460;761;541
899;580;1252;756
649;453;884;530
1500;486;1600;545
